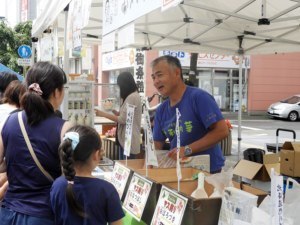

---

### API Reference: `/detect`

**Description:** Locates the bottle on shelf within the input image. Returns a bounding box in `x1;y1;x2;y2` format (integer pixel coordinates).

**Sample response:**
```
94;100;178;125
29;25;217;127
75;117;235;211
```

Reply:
77;113;84;125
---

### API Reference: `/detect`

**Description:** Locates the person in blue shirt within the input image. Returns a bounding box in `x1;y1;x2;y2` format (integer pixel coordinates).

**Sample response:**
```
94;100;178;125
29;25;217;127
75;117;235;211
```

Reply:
50;125;124;225
150;55;229;173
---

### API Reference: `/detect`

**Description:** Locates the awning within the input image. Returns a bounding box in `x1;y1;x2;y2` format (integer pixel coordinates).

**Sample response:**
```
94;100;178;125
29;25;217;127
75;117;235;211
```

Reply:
32;0;72;37
0;63;23;81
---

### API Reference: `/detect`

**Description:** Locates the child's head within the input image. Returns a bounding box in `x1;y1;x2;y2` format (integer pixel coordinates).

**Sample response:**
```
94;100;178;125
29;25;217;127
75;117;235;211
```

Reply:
59;125;102;218
60;125;102;180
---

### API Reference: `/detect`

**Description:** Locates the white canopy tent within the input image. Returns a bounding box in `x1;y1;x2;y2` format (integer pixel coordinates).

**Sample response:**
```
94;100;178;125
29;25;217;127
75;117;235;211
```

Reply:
114;0;300;158
32;0;300;157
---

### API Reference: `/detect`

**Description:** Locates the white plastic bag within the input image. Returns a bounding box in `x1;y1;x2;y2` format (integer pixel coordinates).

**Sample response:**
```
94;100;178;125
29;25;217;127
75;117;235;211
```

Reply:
283;178;300;223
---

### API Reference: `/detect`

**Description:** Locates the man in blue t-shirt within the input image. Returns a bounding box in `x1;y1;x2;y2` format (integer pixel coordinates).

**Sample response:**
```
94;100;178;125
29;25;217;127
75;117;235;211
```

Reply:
151;55;229;173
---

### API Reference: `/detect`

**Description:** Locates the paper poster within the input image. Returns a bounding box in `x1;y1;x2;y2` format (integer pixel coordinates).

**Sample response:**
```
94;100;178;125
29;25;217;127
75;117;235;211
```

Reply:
102;0;161;35
110;162;131;198
143;99;158;167
124;103;135;157
151;186;188;225
123;173;153;221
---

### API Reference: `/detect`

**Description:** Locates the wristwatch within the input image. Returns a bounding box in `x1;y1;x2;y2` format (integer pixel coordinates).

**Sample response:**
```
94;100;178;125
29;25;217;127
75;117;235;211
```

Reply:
184;145;193;156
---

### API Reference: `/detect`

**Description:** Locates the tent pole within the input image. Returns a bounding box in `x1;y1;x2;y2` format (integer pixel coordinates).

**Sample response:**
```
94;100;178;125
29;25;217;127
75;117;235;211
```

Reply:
238;54;243;161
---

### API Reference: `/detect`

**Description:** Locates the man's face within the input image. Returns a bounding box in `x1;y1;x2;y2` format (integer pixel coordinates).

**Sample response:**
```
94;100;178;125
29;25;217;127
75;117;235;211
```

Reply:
151;60;179;97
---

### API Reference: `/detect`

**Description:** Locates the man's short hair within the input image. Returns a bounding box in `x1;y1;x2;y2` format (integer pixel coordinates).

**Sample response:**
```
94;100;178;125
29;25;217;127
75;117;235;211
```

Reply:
151;55;183;79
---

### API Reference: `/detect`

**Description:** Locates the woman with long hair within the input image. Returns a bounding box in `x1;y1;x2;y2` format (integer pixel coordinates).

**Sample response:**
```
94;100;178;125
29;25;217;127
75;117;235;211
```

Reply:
96;71;142;159
0;62;72;225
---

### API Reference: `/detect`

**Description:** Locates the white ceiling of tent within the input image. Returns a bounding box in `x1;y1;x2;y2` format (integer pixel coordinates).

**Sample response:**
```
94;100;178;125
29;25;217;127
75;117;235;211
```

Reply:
128;0;300;55
33;0;300;54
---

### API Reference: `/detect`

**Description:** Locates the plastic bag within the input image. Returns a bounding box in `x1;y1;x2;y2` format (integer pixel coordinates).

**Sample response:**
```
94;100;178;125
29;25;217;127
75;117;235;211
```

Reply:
284;178;300;223
205;168;234;198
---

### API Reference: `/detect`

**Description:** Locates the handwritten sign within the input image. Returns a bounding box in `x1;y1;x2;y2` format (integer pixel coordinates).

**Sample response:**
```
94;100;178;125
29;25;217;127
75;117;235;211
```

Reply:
123;173;152;221
271;172;284;225
151;186;188;225
110;162;131;198
124;103;135;156
143;99;158;166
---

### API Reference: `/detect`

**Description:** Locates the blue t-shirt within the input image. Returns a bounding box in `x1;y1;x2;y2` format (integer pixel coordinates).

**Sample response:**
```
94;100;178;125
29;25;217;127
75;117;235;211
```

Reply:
153;86;225;172
50;176;125;225
1;111;65;218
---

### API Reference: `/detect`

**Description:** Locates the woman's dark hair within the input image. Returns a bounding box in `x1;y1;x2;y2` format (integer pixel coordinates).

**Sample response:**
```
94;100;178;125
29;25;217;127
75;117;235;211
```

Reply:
117;71;138;102
0;72;18;98
150;55;183;79
21;62;67;126
1;80;26;107
59;125;102;218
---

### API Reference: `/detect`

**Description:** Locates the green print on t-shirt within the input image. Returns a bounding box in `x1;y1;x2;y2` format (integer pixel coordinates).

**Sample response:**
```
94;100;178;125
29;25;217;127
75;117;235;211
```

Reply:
166;121;193;137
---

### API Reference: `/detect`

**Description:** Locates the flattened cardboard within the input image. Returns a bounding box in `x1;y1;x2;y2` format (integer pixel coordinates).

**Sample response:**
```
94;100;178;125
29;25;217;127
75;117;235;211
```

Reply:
280;142;300;177
233;154;280;181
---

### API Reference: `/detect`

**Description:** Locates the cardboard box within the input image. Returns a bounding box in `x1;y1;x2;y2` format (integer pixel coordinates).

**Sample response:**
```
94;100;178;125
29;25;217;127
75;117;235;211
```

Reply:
163;180;267;225
280;142;300;177
233;153;280;181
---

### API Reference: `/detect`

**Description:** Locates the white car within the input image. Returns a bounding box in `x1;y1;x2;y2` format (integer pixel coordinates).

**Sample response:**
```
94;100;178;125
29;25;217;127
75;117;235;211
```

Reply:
267;95;300;121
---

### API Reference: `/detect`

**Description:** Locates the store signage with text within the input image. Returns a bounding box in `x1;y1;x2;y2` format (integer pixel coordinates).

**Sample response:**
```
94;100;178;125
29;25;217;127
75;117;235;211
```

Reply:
102;48;135;71
110;162;131;198
151;186;188;225
160;50;250;68
123;173;152;221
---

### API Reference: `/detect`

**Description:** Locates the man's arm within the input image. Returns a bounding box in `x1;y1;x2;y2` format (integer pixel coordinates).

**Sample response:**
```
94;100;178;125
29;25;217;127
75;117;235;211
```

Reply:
154;141;165;150
168;119;229;159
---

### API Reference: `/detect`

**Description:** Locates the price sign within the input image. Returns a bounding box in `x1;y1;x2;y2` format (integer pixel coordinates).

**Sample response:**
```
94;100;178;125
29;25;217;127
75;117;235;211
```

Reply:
123;173;152;221
151;186;188;225
110;162;131;198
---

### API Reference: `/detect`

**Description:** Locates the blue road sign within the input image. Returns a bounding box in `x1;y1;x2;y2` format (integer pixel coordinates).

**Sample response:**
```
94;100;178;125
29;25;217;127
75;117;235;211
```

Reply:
18;45;32;58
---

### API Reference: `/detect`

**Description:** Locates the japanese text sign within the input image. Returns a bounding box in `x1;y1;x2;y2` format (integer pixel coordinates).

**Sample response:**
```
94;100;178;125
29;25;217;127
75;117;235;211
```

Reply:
111;162;131;198
151;186;188;225
123;173;153;221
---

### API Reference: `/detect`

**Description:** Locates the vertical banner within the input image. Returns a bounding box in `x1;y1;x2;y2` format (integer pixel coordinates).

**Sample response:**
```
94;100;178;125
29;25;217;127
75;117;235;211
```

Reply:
134;49;145;96
271;169;284;225
151;186;188;225
124;104;135;157
175;108;182;182
143;99;158;167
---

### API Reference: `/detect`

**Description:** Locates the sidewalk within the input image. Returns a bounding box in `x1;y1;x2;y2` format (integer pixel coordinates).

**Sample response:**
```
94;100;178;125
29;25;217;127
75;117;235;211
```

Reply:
222;111;269;121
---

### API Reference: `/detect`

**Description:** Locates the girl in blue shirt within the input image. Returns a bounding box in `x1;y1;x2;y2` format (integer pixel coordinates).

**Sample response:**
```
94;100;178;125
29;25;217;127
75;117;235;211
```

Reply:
50;125;124;225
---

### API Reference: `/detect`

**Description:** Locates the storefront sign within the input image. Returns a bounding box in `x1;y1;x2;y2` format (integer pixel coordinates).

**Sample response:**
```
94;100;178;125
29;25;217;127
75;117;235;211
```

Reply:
102;48;135;71
134;49;145;95
124;104;135;157
102;0;161;35
110;162;131;198
123;173;153;221
159;50;251;68
151;186;188;225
